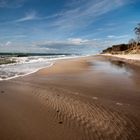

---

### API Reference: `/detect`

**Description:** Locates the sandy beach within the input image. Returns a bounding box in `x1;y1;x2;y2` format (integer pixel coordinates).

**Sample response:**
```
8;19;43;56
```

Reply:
0;55;140;140
100;54;140;66
101;54;140;60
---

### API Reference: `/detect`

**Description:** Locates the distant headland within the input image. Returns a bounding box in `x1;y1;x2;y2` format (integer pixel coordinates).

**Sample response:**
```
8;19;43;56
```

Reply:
102;23;140;55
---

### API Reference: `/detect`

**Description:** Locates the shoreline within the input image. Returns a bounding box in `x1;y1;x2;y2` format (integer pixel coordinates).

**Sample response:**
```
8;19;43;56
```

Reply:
100;54;140;66
1;54;140;81
0;63;54;81
100;53;140;60
0;55;84;81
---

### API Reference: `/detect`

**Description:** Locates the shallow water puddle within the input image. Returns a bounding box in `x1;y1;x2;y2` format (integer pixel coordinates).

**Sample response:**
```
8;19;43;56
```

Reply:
92;60;133;76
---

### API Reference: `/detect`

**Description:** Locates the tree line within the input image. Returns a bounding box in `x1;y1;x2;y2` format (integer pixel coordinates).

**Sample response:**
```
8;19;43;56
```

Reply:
129;23;140;45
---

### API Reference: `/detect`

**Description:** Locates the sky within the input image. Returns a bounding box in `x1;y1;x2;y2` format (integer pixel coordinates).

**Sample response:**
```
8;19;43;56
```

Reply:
0;0;140;54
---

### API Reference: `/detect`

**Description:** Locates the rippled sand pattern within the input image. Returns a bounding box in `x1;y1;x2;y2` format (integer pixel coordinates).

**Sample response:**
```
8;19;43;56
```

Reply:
29;85;139;140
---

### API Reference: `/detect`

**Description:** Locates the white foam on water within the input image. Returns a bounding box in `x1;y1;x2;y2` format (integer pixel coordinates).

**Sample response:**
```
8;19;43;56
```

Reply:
0;55;80;81
0;62;54;81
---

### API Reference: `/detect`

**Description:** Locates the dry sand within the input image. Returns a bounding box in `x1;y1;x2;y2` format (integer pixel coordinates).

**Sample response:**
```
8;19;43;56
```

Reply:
101;54;140;60
0;55;140;140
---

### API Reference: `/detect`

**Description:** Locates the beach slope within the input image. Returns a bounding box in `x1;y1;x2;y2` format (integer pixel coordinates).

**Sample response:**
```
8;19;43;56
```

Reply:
0;55;140;140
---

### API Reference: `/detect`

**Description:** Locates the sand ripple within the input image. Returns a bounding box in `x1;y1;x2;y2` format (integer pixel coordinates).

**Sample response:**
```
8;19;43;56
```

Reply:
7;79;140;140
28;85;139;140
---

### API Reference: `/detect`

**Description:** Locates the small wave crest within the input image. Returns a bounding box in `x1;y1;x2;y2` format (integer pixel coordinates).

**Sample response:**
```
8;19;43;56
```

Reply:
0;55;77;81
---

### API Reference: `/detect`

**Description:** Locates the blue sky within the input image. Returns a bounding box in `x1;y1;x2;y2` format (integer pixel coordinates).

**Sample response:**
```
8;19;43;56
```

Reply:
0;0;140;54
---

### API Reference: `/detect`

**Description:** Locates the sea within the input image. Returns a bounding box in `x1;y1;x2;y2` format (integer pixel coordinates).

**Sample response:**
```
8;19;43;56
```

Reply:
0;53;80;81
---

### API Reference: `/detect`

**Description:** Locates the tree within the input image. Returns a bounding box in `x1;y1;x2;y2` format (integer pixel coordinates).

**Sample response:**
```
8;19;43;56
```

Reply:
134;23;140;43
128;39;136;45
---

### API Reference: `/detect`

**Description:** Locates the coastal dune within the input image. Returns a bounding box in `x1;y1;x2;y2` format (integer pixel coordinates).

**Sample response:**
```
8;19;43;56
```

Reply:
0;55;140;140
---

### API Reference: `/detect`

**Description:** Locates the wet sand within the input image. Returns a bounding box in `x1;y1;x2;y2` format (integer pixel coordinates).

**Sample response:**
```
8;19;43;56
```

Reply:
0;55;140;140
101;54;140;66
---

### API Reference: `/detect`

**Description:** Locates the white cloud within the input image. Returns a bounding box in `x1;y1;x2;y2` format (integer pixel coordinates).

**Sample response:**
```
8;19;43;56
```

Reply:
0;41;12;47
107;35;116;38
107;34;129;39
45;0;131;31
15;11;37;22
6;0;129;30
33;38;99;49
0;37;128;53
5;41;11;46
29;38;102;54
0;41;55;53
67;38;89;45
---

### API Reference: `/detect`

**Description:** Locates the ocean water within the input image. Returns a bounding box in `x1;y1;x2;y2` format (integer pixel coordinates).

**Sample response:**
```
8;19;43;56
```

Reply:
0;54;78;81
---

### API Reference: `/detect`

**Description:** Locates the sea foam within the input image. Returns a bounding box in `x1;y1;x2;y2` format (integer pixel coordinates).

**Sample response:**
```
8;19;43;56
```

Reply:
0;54;77;81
